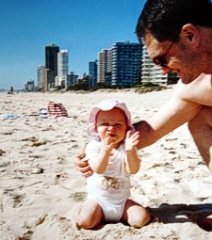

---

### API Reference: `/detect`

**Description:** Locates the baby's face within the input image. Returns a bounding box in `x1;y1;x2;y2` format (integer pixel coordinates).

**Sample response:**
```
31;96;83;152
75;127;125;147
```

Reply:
96;107;128;145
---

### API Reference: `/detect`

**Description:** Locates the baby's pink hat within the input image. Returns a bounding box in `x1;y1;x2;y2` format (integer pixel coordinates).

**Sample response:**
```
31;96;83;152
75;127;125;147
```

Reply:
88;99;135;140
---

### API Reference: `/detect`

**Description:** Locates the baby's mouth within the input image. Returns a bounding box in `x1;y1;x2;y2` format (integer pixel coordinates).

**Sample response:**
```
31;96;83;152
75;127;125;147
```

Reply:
109;133;116;137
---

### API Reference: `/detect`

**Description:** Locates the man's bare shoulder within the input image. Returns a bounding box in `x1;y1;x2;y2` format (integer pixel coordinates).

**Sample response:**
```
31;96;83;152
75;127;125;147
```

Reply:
173;74;212;106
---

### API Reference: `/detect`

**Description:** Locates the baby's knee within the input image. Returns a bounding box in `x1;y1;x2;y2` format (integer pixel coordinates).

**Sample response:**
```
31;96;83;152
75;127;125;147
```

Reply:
129;209;151;228
76;217;95;229
76;208;103;229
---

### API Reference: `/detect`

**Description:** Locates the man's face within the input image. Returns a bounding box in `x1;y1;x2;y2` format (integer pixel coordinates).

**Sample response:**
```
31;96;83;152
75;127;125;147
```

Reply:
143;32;202;84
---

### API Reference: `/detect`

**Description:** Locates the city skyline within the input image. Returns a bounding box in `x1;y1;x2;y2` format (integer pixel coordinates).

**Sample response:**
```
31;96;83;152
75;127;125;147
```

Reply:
0;0;145;90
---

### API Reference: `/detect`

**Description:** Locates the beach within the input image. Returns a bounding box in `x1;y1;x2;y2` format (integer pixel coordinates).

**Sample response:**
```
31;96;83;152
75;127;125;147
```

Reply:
0;88;211;240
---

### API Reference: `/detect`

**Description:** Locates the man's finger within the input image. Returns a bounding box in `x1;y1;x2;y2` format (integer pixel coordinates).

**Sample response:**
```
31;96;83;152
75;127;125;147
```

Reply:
77;165;93;177
77;150;86;159
82;169;93;178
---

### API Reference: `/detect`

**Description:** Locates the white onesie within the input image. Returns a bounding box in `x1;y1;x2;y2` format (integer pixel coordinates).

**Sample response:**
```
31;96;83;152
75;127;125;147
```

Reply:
85;140;134;222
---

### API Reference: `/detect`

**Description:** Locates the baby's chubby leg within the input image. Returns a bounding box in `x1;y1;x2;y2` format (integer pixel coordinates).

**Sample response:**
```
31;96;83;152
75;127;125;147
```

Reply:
76;198;103;229
121;199;151;228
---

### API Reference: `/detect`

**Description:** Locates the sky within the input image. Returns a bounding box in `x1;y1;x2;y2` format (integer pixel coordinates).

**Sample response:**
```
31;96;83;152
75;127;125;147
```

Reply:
0;0;145;90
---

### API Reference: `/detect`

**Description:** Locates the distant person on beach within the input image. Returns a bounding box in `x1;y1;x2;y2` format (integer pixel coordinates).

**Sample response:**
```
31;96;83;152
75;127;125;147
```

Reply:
7;86;14;94
76;99;150;229
76;0;212;175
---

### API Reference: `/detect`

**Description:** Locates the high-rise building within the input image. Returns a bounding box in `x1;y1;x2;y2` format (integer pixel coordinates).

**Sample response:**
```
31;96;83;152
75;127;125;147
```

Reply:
37;65;48;91
45;44;60;88
111;42;142;87
97;49;112;85
55;50;69;88
97;42;143;88
67;72;78;89
88;60;98;88
141;45;167;84
25;80;35;91
141;45;179;85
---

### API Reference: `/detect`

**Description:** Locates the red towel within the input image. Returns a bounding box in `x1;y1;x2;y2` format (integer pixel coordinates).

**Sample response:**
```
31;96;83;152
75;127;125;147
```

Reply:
48;101;68;117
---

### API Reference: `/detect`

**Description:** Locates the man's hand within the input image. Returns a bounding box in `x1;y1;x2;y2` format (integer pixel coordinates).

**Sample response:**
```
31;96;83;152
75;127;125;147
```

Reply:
75;149;93;177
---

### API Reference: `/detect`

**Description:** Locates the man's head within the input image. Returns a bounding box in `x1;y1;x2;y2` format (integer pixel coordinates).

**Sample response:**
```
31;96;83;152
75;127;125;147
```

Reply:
136;0;212;42
136;0;212;83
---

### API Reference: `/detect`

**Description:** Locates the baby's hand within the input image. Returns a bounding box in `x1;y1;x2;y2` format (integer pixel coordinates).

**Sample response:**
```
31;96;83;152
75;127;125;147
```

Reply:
102;136;115;153
125;131;140;151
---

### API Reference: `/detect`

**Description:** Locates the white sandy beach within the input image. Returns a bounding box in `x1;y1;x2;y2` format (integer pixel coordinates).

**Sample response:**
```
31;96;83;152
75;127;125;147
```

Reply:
0;87;211;240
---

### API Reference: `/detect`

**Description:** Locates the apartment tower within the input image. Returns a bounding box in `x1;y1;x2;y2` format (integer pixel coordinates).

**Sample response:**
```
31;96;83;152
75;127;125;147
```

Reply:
111;42;143;87
97;49;112;85
45;44;60;88
88;60;98;88
56;50;69;88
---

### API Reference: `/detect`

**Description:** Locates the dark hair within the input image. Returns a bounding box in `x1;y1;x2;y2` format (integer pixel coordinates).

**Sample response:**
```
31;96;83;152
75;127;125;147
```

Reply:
136;0;212;42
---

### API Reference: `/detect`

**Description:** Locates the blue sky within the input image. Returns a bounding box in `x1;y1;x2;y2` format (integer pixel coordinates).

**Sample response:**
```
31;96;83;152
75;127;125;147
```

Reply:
0;0;145;90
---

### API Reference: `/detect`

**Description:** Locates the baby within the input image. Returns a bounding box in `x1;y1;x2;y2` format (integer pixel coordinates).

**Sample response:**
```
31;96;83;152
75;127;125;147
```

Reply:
76;99;150;229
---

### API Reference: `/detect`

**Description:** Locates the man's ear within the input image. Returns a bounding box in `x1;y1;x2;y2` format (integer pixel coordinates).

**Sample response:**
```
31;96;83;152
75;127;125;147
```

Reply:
180;23;200;48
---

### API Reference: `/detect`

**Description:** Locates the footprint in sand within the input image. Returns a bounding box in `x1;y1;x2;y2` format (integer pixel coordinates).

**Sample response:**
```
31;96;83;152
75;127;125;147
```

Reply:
31;167;44;174
0;149;6;156
31;141;47;147
6;192;25;208
0;160;10;167
20;136;48;147
70;192;86;201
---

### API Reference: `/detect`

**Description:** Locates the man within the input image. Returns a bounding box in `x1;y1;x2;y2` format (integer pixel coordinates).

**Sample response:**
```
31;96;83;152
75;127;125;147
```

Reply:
135;0;212;169
77;0;212;174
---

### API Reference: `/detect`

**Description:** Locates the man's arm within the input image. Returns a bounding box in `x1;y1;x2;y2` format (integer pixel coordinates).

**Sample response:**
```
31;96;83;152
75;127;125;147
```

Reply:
76;94;201;175
134;96;201;149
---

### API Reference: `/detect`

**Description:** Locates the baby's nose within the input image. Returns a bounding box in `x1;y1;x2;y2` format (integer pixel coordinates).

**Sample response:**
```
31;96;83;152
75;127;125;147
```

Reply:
108;125;115;130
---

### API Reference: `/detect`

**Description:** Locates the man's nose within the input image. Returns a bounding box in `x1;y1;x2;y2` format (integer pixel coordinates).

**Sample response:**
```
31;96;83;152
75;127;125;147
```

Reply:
161;66;171;75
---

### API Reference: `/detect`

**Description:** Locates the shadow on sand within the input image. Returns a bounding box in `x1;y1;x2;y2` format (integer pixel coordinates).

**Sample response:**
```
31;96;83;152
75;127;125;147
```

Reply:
148;203;212;231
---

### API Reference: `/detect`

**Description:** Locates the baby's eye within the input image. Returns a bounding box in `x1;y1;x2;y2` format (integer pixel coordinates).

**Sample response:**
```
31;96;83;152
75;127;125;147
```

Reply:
100;122;109;126
114;123;122;128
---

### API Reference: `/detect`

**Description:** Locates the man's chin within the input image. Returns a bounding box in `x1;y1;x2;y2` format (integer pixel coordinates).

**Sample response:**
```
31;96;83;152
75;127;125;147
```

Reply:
181;78;193;84
180;72;202;84
180;74;197;84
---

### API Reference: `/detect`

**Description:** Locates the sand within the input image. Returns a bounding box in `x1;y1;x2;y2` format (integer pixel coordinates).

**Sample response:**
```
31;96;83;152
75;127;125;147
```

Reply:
0;88;211;240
